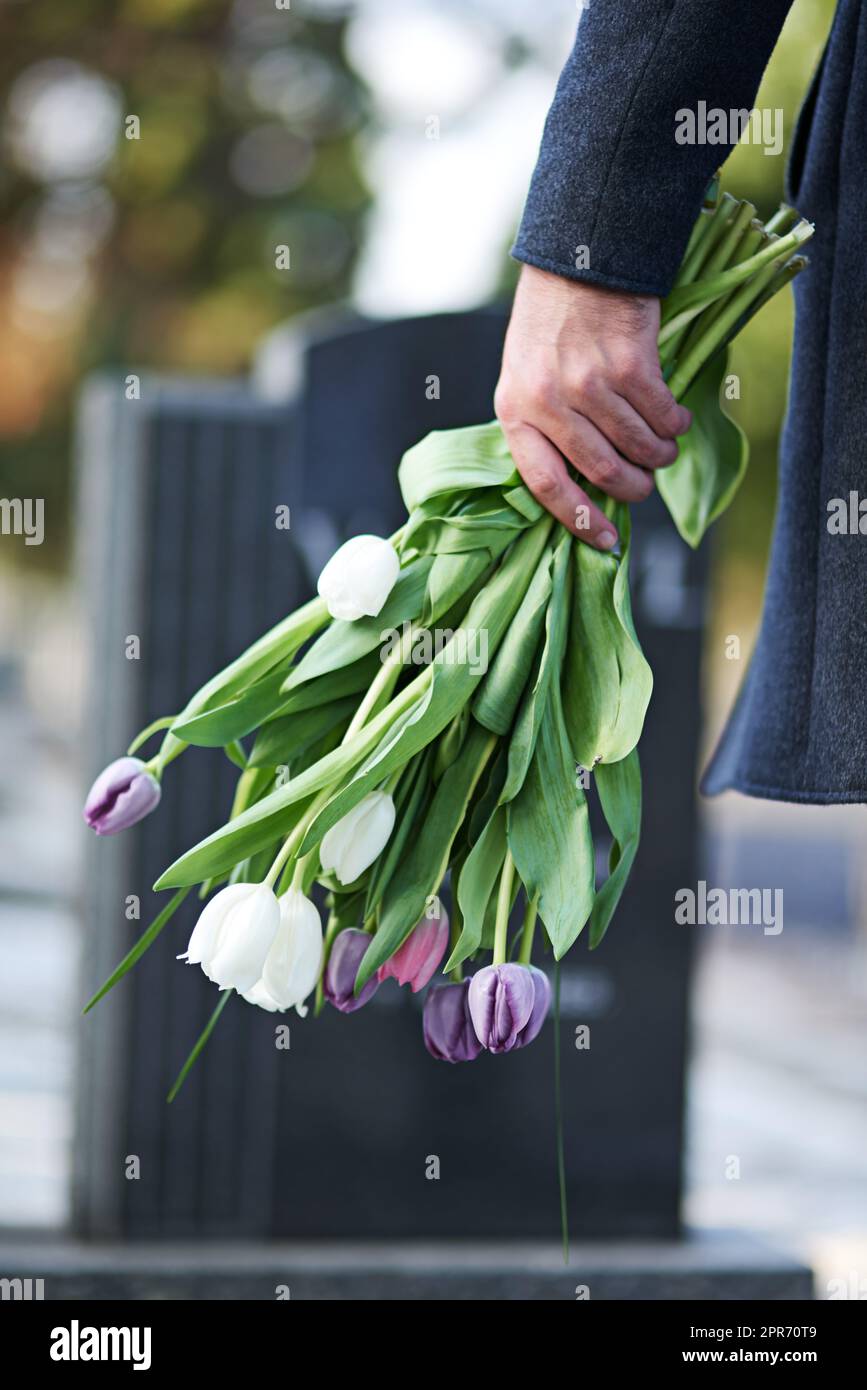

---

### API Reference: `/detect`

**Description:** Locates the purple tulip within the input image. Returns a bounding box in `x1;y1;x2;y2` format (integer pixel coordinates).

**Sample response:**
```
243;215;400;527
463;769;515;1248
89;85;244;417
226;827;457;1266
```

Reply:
323;928;380;1013
514;966;552;1049
422;981;482;1063
83;757;161;836
468;963;536;1054
378;897;449;993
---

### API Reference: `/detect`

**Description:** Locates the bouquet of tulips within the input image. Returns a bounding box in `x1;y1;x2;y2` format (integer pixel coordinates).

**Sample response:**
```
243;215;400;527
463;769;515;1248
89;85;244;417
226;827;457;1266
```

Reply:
84;180;813;1094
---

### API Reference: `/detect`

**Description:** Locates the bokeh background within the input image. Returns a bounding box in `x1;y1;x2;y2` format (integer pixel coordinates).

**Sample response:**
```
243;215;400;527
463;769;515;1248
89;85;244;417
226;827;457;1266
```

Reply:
2;0;865;1296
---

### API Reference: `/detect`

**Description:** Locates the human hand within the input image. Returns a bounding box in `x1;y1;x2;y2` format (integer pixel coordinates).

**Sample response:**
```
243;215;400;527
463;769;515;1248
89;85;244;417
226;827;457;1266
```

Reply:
495;266;692;550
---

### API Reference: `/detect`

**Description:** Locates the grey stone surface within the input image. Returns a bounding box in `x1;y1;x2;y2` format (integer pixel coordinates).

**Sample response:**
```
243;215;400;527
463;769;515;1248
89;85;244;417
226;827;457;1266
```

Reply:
0;1231;813;1301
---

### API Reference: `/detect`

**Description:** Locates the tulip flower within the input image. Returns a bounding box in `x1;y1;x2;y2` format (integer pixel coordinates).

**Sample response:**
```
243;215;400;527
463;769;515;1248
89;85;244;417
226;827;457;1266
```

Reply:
379;896;448;992
319;791;395;885
242;888;324;1016
514;966;552;1049
179;883;280;994
323;928;379;1013
467;963;535;1054
422;981;482;1063
83;756;161;835
317;534;400;622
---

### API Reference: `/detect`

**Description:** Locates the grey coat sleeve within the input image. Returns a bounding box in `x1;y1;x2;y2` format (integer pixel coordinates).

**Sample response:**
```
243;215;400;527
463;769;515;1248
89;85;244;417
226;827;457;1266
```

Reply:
512;0;797;297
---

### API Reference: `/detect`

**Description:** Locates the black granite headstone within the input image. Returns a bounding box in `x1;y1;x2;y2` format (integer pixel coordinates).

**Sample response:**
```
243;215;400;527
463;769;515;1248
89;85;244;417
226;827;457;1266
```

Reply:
75;309;705;1240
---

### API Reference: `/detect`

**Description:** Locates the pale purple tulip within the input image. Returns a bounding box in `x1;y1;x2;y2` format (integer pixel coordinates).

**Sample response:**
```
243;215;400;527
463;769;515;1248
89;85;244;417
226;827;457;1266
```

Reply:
468;963;535;1054
514;966;552;1049
422;981;482;1063
378;897;449;992
83;757;161;835
323;928;379;1013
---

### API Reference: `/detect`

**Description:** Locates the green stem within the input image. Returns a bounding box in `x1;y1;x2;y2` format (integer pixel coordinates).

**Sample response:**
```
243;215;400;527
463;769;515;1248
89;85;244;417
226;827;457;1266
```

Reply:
315;913;341;1016
167;989;232;1103
264;786;332;888
518;893;539;966
764;203;798;236
269;627;419;889
554;962;569;1264
665;220;764;368
449;896;465;983
128;715;177;758
667;253;787;400
672;192;737;288
493;850;515;966
344;634;410;739
661;220;813;330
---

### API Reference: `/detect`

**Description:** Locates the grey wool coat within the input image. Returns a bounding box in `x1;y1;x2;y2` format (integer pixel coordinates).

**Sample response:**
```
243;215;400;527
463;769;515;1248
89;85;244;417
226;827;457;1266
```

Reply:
513;0;866;804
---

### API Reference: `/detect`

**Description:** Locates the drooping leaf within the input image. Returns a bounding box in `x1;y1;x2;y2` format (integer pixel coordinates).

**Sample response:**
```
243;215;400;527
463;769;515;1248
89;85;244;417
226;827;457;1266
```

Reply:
248;696;358;768
355;721;498;989
500;532;571;802
159;596;329;762
588;750;642;949
474;543;552;735
398;420;519;512
446;803;508;970
563;507;652;769
508;679;595;959
656;350;749;547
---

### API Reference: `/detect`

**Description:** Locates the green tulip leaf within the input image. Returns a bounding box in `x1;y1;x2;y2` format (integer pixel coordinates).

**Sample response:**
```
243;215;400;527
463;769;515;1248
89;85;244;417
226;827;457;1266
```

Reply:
507;677;595;959
563;506;652;769
588;749;642;949
473;543;553;735
398;420;519;512
656;349;749;548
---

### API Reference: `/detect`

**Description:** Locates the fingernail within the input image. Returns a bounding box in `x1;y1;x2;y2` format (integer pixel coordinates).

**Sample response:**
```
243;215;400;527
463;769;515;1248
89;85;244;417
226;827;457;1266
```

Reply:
597;530;618;550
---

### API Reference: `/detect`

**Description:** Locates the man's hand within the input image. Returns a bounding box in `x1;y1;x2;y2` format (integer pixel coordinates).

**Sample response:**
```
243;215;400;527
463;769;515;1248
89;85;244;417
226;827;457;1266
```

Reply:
495;266;692;549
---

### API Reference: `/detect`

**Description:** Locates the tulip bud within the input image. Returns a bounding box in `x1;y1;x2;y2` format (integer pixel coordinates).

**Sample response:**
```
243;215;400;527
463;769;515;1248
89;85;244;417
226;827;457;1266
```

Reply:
379;896;448;992
83;756;161;835
319;791;395;885
514;966;552;1050
179;883;280;994
323;928;379;1013
467;963;535;1054
422;981;482;1063
243;889;324;1017
317;534;400;622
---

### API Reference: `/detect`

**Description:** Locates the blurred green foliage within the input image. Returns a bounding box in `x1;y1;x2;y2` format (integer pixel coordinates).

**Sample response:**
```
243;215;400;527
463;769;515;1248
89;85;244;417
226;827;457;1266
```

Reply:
710;0;835;585
0;0;370;569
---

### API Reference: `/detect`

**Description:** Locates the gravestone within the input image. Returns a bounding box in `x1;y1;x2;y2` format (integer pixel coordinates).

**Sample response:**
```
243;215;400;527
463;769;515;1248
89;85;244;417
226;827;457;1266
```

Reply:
75;308;705;1241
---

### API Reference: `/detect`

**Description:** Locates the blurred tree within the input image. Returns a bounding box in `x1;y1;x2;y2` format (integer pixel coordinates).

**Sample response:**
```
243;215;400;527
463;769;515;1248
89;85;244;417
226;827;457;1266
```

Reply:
0;0;370;569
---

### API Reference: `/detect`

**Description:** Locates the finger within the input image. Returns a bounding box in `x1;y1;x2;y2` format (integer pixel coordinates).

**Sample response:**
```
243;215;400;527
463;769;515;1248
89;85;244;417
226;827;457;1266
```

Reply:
603;392;680;470
550;412;655;504
504;421;618;550
622;367;692;439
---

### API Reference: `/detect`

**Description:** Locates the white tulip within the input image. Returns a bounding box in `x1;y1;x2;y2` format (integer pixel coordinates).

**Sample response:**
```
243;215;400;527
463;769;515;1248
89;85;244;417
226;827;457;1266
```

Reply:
242;889;324;1017
178;882;280;994
319;790;396;885
317;534;399;622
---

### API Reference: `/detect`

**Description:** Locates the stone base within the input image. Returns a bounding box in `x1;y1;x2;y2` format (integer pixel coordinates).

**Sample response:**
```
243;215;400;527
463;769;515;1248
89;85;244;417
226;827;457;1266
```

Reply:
0;1230;813;1300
